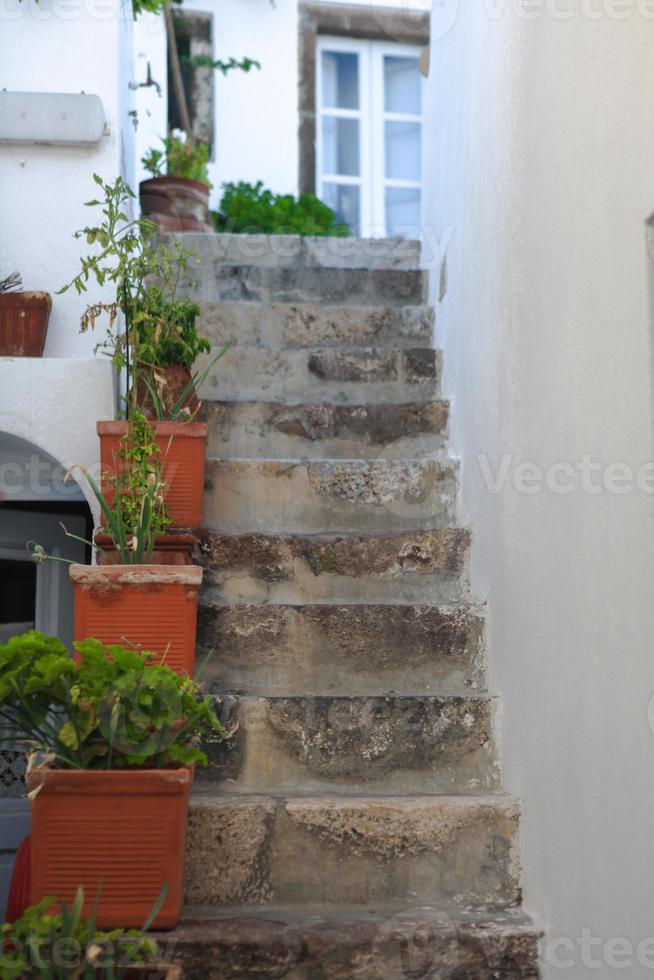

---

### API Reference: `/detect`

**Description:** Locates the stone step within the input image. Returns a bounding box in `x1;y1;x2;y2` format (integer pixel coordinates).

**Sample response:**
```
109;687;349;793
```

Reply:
168;232;422;270
185;264;429;307
195;528;470;605
202;400;449;459
163;905;541;980
197;346;441;405
185;795;522;909
202;458;458;534
197;694;500;795
198;301;434;349
197;602;486;696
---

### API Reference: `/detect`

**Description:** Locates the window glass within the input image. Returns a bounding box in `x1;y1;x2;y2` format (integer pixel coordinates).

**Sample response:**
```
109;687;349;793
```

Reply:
323;182;361;235
385;120;421;181
322;51;359;110
322;117;360;177
384;56;421;115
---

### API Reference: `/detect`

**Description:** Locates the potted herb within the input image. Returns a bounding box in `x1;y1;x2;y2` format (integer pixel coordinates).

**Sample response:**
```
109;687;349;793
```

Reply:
140;132;213;232
1;888;179;977
60;175;228;526
31;429;202;676
0;271;52;357
0;631;222;929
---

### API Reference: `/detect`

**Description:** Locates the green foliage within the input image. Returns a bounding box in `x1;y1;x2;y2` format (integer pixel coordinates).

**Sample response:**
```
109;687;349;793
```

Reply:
0;631;223;771
0;888;159;979
131;0;181;19
182;54;260;76
212;181;350;237
142;135;211;187
101;413;172;551
59;175;213;415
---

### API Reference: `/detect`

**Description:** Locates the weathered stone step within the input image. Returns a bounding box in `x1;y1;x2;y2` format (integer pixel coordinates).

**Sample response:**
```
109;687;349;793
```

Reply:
203;458;458;534
198;346;441;405
198;301;434;349
196;527;470;605
197;602;486;696
185;795;522;909
169;232;422;270
197;694;500;795
202;400;449;459
164;905;541;980
185;264;429;307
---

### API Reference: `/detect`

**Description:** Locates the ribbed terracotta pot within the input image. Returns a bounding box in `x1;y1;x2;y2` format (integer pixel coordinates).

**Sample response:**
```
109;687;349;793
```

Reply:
28;767;192;930
0;292;51;356
140;176;213;232
97;420;208;528
71;564;202;676
94;533;195;566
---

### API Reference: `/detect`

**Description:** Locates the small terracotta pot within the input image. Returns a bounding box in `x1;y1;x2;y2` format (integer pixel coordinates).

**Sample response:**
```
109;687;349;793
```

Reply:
97;420;208;528
0;292;51;356
136;364;200;419
140;176;213;233
28;766;192;930
94;533;195;566
71;564;202;675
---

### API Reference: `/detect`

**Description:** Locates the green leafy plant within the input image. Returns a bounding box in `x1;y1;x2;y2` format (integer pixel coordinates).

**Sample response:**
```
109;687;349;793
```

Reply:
0;631;223;771
182;54;260;76
60;175;216;416
142;135;211;187
212;181;350;237
0;887;161;979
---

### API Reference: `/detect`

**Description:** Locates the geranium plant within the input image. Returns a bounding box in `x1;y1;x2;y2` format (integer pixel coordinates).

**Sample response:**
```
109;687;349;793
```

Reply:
142;133;212;187
0;631;222;770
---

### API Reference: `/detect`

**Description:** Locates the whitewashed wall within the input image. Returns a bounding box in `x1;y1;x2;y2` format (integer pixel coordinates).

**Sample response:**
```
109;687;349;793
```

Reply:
0;0;136;359
423;4;654;976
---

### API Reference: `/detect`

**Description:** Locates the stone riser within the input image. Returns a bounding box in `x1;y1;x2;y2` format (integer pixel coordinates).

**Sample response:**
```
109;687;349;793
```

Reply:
165;906;541;980
197;694;500;796
184;264;429;307
166;232;422;270
197;346;441;405
198;301;434;349
202;458;458;534
202;400;449;460
185;795;522;909
195;528;471;606
197;602;486;697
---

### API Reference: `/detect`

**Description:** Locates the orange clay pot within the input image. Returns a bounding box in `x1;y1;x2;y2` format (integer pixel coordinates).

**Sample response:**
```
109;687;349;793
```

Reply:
71;564;202;676
97;420;208;528
28;766;192;930
94;533;195;566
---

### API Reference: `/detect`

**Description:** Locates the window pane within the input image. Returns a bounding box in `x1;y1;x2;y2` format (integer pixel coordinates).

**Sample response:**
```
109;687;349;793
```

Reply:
385;187;421;238
384;56;421;115
322;51;359;110
322;117;360;177
323;183;360;235
385;121;421;181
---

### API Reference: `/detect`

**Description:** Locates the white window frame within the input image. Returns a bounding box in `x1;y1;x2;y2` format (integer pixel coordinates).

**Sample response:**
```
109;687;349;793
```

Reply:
316;35;424;238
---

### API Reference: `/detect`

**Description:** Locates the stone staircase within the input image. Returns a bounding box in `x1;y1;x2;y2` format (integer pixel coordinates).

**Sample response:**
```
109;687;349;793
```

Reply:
171;235;540;979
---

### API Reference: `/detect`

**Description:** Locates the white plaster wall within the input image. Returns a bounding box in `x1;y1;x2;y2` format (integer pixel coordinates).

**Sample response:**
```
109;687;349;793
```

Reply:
423;3;654;976
0;0;136;358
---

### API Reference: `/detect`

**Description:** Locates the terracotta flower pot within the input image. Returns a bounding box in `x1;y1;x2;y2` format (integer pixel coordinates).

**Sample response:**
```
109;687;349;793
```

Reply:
0;292;51;356
140;176;213;233
98;420;208;528
71;564;202;675
28;767;192;930
94;533;195;566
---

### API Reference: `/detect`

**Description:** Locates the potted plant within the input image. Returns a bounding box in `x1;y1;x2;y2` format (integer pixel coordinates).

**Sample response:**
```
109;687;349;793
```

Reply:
1;888;180;977
60;175;229;527
0;271;52;357
92;412;194;567
30;424;202;676
0;631;222;929
140;132;213;232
